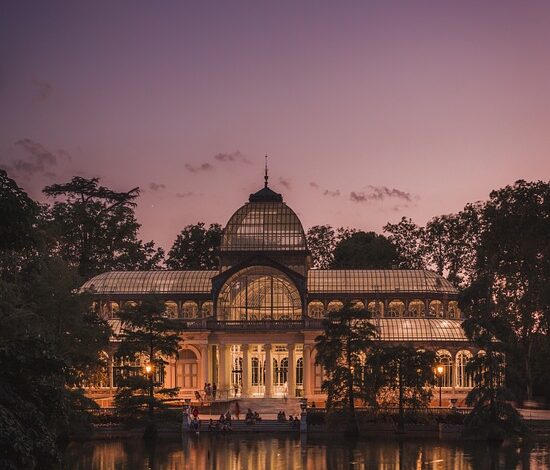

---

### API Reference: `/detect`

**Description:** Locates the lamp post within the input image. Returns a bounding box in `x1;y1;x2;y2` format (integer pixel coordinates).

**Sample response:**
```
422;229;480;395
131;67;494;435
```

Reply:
436;364;444;407
144;363;154;419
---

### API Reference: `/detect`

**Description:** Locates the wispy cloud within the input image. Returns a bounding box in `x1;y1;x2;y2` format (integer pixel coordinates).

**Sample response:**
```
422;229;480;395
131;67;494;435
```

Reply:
149;182;166;191
350;186;413;203
213;150;250;164
175;191;193;198
185;162;213;173
309;180;341;198
3;139;71;178
278;177;291;190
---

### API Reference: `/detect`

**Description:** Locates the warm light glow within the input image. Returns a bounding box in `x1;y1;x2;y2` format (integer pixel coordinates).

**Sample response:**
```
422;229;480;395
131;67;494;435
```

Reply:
145;364;152;374
436;365;444;375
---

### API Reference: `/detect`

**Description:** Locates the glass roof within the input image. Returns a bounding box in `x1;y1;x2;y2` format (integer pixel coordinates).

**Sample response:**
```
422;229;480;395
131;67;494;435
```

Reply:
221;201;307;252
372;318;468;342
81;269;457;296
80;271;217;295
307;270;457;295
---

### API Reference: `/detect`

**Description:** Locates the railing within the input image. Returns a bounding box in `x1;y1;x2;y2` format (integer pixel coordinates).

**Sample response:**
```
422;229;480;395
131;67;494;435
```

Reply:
206;320;306;331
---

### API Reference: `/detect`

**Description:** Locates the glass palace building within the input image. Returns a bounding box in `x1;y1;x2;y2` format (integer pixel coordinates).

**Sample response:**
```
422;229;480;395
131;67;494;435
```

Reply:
82;182;477;405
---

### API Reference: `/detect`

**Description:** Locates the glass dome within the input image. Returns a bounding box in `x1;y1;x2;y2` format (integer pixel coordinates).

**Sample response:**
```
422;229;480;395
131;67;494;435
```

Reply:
217;266;302;320
221;188;307;252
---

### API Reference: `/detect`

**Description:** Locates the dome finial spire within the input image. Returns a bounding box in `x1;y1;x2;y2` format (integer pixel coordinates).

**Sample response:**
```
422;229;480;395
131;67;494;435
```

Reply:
264;154;269;187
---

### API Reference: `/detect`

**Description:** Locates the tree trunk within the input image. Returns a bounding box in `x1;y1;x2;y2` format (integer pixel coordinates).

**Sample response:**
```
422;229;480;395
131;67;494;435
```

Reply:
346;330;358;435
525;338;533;402
398;360;404;433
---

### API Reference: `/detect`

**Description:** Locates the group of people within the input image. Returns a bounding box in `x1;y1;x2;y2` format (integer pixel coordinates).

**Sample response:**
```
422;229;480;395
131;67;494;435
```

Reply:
245;408;261;425
208;411;233;432
203;382;217;401
277;411;300;429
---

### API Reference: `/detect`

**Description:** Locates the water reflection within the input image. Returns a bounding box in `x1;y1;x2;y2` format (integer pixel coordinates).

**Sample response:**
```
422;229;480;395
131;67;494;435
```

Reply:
60;435;550;470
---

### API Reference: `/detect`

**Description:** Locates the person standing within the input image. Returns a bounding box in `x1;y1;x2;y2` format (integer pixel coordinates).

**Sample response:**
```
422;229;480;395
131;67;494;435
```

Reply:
212;382;217;400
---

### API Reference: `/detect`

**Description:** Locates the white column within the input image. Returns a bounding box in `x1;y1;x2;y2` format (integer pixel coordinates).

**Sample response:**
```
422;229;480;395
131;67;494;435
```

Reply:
218;344;231;394
241;344;250;398
287;343;296;398
200;344;209;386
303;344;312;398
264;344;273;398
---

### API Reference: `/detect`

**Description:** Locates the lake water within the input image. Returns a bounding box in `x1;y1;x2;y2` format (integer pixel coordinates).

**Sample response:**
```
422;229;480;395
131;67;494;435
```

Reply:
59;435;550;470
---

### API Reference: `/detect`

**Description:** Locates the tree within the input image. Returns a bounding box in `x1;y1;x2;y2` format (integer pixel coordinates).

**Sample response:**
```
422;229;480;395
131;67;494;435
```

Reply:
369;346;435;432
331;231;399;269
314;303;378;434
43;177;164;278
166;223;222;270
471;180;550;401
383;217;426;269
0;171;107;468
115;297;185;434
461;278;526;439
306;225;337;269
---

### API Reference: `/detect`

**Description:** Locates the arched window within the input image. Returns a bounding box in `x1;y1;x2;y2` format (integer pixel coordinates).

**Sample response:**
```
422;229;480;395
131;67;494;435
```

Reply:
408;299;425;317
436;350;453;387
251;357;260;385
296;357;303;386
279;357;289;385
182;301;198;319
177;349;198;389
429;300;443;318
388;300;405;318
308;301;325;319
201;301;213;318
232;357;243;388
456;350;473;388
448;301;460;319
164;301;178;318
217;266;302;320
273;359;279;385
327;300;344;313
367;301;384;317
351;300;365;310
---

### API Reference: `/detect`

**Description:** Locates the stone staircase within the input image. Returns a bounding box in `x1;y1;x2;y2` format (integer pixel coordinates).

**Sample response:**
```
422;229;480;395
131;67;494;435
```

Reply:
235;397;302;418
194;419;300;433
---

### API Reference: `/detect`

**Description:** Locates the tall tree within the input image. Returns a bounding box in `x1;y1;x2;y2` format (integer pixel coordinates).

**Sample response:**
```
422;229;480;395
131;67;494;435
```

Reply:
461;278;525;438
115;297;185;434
166;222;222;270
471;180;550;401
331;231;398;269
43;177;163;278
315;304;378;434
369;346;435;432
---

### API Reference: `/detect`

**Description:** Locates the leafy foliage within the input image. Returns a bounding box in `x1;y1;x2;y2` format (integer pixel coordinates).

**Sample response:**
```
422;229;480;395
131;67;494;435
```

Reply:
43;177;164;278
166;222;222;269
315;303;377;433
331;231;399;269
115;297;185;416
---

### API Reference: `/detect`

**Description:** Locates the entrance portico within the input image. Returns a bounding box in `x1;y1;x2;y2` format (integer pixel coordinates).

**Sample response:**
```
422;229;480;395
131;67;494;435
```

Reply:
217;341;305;398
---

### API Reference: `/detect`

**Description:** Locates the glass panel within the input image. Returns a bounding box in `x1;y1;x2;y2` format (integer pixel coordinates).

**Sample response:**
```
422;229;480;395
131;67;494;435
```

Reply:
407;299;425;318
308;301;325;319
221;202;307;252
217;266;302;320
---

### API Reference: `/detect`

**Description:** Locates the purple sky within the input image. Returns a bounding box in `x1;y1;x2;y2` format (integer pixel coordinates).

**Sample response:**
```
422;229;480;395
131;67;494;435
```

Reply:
2;1;550;250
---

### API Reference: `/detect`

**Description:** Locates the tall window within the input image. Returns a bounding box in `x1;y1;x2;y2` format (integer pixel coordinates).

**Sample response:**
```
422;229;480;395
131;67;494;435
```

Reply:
327;300;343;313
217;267;302;320
177;349;198;389
164;301;178;318
436;350;453;387
448;301;460;319
456;350;473;388
296;357;303;386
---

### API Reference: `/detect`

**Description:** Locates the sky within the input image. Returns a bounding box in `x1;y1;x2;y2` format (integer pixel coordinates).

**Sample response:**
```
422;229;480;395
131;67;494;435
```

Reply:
1;1;550;250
